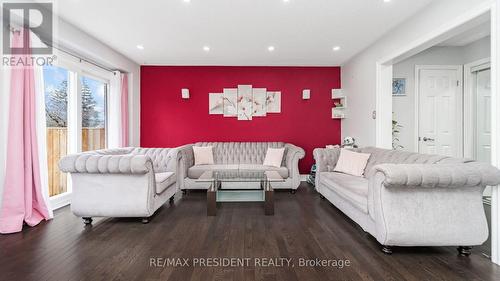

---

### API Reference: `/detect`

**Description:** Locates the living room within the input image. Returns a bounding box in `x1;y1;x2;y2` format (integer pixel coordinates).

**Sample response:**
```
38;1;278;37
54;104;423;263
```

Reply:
1;0;500;280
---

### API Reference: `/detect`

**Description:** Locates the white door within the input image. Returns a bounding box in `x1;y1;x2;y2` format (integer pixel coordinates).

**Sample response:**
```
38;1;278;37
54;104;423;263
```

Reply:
417;66;463;157
475;68;492;163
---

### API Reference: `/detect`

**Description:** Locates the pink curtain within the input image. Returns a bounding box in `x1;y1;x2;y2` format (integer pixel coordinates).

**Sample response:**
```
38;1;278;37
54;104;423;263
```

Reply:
0;29;50;234
120;73;129;147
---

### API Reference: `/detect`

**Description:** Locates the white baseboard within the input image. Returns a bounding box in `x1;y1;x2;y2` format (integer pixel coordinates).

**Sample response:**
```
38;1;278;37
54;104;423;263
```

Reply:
49;192;72;211
300;174;309;181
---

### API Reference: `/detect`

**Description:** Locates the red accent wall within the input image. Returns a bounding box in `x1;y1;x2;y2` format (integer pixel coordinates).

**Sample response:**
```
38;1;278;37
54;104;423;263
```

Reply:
140;66;341;173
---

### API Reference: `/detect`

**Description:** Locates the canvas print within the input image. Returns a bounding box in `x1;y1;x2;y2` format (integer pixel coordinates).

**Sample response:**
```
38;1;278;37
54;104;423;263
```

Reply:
266;91;281;113
252;88;267;117
209;93;224;114
392;78;406;96
222;88;237;117
237;85;253;120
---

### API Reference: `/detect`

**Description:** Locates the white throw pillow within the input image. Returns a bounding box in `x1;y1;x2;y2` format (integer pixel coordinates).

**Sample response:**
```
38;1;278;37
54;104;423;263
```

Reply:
263;147;285;168
333;148;371;177
193;146;214;165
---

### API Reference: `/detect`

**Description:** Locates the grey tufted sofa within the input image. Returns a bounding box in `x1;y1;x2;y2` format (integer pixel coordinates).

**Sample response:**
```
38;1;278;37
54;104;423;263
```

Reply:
59;147;181;224
178;142;305;191
313;146;500;255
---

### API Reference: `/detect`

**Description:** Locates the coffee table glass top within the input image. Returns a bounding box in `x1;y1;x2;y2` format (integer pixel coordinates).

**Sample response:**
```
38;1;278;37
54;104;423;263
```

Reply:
196;170;284;183
196;170;283;203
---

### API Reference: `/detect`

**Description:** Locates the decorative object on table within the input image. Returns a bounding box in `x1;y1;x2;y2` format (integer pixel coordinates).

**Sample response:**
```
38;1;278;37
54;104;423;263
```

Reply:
208;93;224;114
266;91;281;113
342;136;358;149
392;118;403;150
306;164;316;186
210;85;281;120
181;88;190;99
331;88;347;119
326;145;340;149
302;89;310;100
392;78;406;96
252;88;267;116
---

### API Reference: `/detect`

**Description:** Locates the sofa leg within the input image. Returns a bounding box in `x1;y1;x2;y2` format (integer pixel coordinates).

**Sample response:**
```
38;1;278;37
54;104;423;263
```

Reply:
290;189;297;194
82;217;93;225
182;190;187;195
141;217;150;224
169;195;175;203
457;246;472;256
381;245;393;255
319;194;325;199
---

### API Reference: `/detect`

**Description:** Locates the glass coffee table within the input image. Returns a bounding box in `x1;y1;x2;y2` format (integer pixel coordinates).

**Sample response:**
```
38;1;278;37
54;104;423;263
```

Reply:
196;170;284;216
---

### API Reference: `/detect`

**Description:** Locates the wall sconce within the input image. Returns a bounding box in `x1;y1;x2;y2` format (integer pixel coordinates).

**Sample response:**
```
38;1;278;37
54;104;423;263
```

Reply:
181;88;190;99
302;89;310;100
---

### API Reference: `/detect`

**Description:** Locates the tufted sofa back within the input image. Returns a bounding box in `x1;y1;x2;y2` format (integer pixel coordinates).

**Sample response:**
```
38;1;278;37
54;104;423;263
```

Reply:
131;147;177;172
358;147;470;178
194;142;286;165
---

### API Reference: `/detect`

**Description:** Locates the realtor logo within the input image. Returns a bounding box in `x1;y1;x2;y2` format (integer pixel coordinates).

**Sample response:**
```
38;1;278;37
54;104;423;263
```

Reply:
2;1;53;55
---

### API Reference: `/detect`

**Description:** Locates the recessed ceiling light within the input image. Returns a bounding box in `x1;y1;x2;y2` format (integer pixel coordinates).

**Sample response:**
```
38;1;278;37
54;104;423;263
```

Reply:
283;0;290;2
203;46;210;52
383;0;391;2
136;44;144;50
268;46;275;52
183;0;191;3
333;46;341;51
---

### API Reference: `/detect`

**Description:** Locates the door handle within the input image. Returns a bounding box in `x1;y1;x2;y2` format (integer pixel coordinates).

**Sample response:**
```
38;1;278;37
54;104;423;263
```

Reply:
423;137;435;142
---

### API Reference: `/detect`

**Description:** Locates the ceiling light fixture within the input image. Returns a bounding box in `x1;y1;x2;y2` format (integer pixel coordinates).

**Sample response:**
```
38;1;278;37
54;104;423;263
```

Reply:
283;0;290;2
136;44;144;50
183;0;191;3
203;46;210;52
383;0;391;2
333;46;341;51
268;46;275;52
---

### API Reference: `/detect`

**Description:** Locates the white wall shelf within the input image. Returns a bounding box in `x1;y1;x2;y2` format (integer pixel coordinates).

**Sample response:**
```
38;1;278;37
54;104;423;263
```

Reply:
331;89;347;119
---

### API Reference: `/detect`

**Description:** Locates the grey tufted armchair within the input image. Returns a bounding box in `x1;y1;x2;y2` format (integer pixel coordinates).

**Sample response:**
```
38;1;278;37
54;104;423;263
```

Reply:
59;147;181;225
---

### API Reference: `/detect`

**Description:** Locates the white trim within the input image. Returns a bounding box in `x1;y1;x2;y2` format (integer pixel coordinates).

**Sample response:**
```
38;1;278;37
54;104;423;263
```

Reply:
49;192;72;211
375;63;393;149
464;58;491;159
491;0;500;265
300;174;309;181
414;65;464;156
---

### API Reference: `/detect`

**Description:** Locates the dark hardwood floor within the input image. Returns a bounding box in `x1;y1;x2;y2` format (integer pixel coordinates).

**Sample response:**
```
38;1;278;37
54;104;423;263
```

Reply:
1;182;499;281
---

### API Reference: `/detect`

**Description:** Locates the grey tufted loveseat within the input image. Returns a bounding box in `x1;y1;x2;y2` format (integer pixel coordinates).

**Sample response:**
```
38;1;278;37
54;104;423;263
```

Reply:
313;146;500;255
178;142;305;191
59;147;181;224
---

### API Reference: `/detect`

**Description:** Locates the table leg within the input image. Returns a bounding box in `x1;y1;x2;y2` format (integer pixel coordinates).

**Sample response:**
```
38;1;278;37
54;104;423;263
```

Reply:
264;181;274;216
207;181;217;216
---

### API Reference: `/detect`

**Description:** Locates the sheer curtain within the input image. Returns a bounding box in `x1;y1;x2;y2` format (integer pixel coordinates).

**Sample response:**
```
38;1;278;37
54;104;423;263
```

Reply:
108;71;129;148
0;29;52;234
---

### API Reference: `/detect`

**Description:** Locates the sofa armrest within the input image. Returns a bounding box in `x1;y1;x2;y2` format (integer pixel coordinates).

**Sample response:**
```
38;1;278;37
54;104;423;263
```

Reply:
59;153;153;174
177;144;194;189
285;144;305;175
373;162;500;188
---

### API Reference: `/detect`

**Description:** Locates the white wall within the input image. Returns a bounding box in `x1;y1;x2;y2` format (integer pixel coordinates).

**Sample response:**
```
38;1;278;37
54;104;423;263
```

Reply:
393;36;491;152
341;0;492;147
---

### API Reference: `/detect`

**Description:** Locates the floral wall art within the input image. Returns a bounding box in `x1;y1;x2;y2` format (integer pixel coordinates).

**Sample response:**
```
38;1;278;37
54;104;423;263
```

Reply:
209;85;281;120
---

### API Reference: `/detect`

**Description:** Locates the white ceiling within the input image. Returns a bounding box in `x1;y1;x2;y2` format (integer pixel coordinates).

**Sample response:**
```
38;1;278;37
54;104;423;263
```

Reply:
55;0;435;66
437;21;490;47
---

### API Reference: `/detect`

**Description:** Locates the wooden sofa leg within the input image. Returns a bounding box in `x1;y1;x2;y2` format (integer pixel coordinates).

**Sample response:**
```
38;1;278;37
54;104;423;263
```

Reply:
290;189;297;194
457;246;472;256
141;217;150;224
82;217;93;225
169;195;175;203
319;194;325;199
182;190;187;195
381;245;393;255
